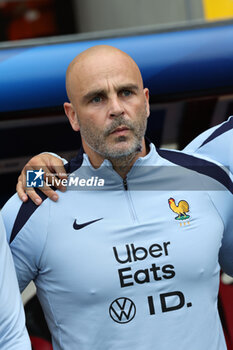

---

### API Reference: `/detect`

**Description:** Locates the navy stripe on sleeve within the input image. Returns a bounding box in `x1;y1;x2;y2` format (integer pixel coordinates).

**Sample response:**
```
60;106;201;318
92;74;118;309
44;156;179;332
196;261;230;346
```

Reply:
157;148;233;194
65;147;84;173
199;117;233;148
10;189;48;243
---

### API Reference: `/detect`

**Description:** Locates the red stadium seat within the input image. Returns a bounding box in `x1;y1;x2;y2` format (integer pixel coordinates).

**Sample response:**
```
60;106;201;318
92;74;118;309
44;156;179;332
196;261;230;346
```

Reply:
30;336;53;350
219;274;233;350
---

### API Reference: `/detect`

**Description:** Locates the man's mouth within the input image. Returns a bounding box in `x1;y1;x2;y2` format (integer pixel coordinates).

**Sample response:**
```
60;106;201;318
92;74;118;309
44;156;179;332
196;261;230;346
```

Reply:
110;126;130;135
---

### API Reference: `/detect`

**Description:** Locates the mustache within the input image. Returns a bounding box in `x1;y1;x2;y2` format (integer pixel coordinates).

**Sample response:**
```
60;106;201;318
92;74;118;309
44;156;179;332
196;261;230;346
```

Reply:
104;117;134;136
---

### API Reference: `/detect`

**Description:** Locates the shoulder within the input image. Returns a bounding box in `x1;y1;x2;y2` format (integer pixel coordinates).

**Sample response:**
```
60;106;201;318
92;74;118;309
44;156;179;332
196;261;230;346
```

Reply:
2;192;52;291
157;147;233;197
184;116;233;152
2;191;50;244
184;116;233;170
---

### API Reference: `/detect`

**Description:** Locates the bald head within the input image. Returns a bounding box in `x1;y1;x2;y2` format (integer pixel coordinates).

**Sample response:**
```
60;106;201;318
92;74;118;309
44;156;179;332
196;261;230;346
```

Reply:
66;45;144;105
63;44;150;169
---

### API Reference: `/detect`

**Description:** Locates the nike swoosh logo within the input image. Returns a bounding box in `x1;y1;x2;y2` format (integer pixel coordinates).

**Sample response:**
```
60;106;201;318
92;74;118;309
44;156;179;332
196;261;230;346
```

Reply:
73;218;103;230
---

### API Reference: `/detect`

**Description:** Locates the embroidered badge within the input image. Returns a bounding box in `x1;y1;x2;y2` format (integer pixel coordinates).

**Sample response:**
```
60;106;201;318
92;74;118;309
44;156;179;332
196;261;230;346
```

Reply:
168;198;190;226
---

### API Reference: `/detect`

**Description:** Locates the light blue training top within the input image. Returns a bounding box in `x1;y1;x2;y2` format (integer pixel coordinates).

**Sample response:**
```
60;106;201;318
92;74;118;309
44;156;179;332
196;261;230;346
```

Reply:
184;116;233;276
0;212;31;349
184;116;233;172
2;143;233;350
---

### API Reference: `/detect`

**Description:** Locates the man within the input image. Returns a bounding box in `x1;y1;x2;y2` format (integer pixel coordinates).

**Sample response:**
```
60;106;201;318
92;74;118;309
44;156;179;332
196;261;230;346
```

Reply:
2;45;233;350
0;212;31;349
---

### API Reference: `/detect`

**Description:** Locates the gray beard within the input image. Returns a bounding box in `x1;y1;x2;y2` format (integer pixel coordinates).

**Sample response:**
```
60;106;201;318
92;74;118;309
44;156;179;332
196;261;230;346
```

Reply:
77;103;148;167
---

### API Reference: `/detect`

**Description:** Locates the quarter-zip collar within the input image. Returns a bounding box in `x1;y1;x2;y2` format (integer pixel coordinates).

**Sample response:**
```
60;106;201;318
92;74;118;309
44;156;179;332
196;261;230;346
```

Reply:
82;143;159;173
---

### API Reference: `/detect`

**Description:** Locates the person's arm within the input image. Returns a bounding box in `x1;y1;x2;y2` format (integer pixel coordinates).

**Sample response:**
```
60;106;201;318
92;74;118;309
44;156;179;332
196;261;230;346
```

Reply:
185;124;233;276
17;152;67;205
2;193;49;292
207;189;233;276
0;212;31;349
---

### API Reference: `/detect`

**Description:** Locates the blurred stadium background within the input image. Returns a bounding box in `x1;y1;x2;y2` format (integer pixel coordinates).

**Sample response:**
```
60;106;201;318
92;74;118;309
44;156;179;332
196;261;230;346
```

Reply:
1;0;233;349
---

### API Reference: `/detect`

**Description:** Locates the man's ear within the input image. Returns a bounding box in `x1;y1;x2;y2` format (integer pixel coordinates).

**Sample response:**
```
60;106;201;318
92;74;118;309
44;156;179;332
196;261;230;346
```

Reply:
64;102;80;131
144;88;150;118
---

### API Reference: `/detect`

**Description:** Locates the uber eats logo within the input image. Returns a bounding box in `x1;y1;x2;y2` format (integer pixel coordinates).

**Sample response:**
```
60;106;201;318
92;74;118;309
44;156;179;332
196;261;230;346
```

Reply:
113;241;174;287
109;241;192;323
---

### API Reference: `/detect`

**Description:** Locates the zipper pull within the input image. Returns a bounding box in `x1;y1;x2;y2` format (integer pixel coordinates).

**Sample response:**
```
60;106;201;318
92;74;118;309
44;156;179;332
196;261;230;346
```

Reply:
123;178;128;190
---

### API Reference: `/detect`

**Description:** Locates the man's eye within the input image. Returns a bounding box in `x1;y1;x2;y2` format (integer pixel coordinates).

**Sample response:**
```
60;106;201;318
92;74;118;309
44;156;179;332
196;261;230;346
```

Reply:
122;90;132;97
91;96;102;103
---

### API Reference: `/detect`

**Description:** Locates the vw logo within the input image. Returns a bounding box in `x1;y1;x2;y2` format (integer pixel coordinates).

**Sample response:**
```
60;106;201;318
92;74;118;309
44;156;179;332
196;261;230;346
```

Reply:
109;297;136;324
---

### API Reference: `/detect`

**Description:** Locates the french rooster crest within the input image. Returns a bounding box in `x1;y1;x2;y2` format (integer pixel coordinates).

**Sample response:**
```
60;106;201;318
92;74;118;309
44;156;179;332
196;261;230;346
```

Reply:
168;198;190;221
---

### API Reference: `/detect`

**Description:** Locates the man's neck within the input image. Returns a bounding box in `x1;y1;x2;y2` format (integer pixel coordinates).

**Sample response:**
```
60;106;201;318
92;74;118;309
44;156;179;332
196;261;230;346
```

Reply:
110;152;142;179
83;138;148;178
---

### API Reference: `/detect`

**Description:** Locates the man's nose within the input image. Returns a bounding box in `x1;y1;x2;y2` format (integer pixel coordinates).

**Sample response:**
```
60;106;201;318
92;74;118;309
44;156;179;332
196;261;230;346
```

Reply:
109;97;124;117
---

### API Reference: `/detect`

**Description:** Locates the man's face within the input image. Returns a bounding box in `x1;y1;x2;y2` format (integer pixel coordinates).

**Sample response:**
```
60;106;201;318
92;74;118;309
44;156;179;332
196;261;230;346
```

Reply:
66;50;150;162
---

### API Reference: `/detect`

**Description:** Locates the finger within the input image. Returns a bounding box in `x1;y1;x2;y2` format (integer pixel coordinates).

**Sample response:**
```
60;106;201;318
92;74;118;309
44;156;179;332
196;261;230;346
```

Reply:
38;157;67;192
17;153;66;203
26;181;60;204
24;164;63;198
31;183;59;202
16;176;28;202
25;188;43;205
22;163;50;205
23;181;59;205
44;172;66;192
47;158;68;184
50;163;68;179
